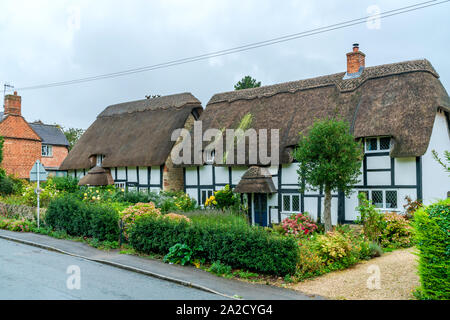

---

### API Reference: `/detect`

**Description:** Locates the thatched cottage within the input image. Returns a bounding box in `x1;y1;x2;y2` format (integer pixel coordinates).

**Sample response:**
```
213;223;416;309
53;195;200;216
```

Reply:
60;93;202;191
182;45;450;226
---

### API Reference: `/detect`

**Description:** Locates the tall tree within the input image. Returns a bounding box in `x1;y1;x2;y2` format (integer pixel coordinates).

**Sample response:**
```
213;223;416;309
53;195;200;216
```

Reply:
63;127;85;151
293;118;363;232
234;76;261;90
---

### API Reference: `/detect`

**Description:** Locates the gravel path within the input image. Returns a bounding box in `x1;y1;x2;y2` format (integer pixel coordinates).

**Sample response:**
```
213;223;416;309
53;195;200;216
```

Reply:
290;247;419;300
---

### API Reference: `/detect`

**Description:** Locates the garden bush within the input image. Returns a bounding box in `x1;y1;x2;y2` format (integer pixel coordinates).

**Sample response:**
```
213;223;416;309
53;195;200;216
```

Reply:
414;198;450;300
281;213;318;237
50;176;79;193
45;194;119;241
120;202;162;240
128;213;298;275
205;185;239;210
380;212;413;248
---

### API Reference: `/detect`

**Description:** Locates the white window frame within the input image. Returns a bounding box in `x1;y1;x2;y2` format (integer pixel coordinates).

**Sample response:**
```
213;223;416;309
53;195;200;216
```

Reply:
42;144;53;157
365;137;391;153
281;193;301;213
358;190;398;210
96;155;105;166
200;189;214;207
115;182;126;190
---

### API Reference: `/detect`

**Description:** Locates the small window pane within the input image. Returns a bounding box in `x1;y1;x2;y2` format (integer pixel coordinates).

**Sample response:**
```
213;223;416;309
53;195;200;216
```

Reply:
283;195;291;212
292;195;300;212
366;138;378;151
372;191;383;208
380;137;391;150
386;191;397;209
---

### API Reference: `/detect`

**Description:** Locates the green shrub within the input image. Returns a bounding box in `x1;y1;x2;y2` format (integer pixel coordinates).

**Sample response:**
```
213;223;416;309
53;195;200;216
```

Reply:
89;204;120;241
380;212;413;248
209;261;232;276
0;177;14;195
414;198;450;300
204;185;239;210
50;176;79;193
22;179;60;207
128;214;298;275
120;202;162;240
356;193;385;243
45;194;119;241
163;243;195;266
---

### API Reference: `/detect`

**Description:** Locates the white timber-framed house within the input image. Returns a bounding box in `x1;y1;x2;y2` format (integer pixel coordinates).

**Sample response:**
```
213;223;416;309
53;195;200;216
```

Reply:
60;93;203;192
181;45;450;226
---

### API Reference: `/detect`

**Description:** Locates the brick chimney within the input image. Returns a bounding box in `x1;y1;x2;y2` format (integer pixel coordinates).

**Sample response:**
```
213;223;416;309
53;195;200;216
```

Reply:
346;43;365;74
4;91;21;116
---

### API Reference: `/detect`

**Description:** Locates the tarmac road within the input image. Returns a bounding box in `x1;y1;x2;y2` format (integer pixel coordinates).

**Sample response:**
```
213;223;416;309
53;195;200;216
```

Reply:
0;238;224;300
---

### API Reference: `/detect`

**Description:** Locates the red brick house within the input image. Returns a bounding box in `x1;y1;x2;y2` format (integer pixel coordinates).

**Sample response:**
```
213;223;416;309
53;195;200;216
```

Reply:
0;92;69;179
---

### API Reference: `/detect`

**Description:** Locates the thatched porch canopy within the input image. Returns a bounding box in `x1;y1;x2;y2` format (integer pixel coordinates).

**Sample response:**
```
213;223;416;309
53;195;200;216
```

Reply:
234;166;277;194
78;166;114;186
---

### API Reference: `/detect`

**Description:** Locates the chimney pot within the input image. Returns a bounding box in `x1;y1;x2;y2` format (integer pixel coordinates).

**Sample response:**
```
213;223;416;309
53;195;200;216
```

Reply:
4;91;22;116
346;43;365;75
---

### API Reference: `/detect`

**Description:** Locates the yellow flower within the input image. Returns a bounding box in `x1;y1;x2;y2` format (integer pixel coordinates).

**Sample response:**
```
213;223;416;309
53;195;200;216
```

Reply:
92;196;96;200
84;193;87;197
96;190;99;193
121;188;125;192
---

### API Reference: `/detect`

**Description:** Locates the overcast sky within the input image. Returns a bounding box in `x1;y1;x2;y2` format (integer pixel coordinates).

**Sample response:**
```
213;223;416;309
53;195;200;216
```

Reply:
0;0;449;129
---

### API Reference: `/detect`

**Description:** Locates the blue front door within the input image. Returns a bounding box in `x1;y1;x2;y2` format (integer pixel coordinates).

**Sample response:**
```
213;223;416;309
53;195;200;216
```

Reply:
254;194;268;227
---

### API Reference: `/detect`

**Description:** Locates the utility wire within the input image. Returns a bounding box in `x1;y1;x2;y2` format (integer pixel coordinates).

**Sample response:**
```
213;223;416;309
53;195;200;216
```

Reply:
14;0;449;91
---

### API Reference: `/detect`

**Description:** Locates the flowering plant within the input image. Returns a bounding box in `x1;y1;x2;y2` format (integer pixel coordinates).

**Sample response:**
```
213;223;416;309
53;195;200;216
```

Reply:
120;202;162;239
164;213;191;223
204;195;218;208
282;213;318;237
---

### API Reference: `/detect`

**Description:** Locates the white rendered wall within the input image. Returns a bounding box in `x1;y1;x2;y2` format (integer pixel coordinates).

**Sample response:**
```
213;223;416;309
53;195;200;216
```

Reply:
150;166;161;185
215;166;229;184
395;158;416;186
127;167;137;183
185;167;198;185
422;112;450;205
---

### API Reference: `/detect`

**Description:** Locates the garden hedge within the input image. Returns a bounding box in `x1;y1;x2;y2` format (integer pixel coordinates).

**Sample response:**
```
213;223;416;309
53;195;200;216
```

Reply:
45;194;119;241
129;215;299;275
414;198;450;300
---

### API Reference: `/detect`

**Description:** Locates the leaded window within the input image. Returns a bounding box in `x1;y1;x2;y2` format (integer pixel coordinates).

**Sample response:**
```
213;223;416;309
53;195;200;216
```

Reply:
282;194;301;213
385;191;398;209
365;137;391;152
359;190;398;210
380;137;391;150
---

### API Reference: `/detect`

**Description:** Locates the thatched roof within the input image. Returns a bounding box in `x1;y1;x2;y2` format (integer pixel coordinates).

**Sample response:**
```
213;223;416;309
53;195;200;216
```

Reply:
60;93;202;170
78;166;114;186
184;59;449;166
234;166;277;194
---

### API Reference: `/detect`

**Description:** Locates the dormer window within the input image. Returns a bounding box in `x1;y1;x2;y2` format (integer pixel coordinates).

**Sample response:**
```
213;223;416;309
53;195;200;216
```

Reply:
96;155;105;167
205;150;215;164
365;137;391;153
42;145;53;157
